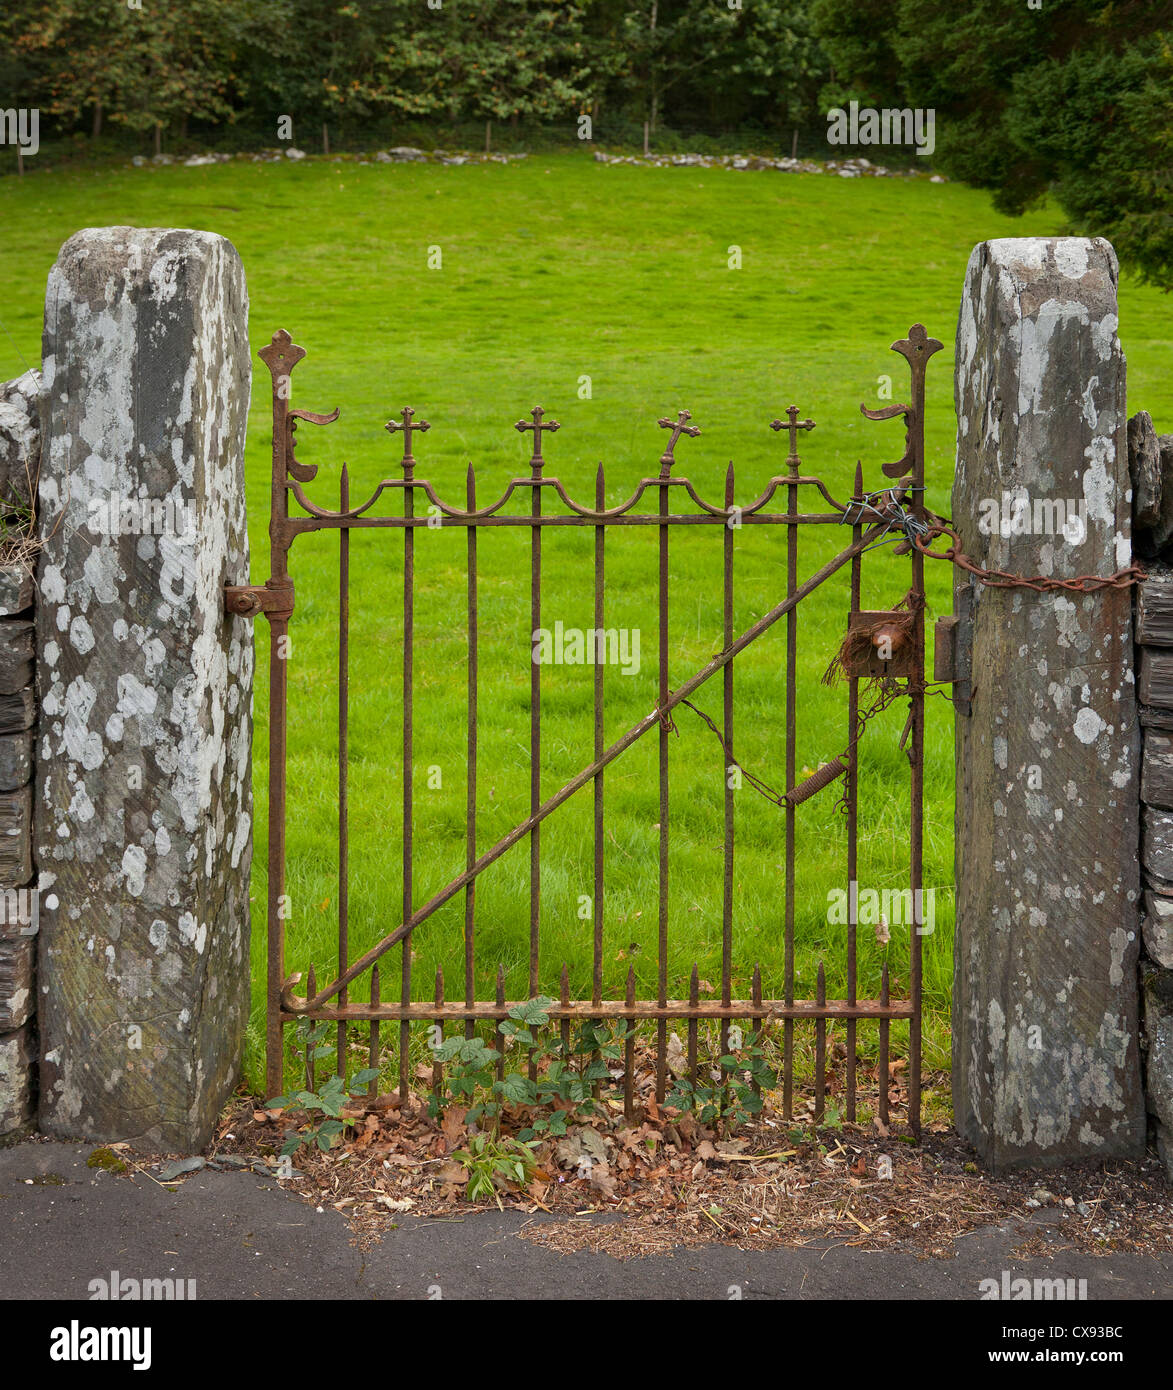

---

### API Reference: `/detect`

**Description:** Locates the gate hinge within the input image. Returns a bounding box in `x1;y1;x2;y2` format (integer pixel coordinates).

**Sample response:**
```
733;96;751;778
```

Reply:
224;580;295;621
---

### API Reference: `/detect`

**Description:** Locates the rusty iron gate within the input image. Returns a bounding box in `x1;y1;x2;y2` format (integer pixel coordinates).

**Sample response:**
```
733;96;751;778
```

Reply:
228;322;944;1137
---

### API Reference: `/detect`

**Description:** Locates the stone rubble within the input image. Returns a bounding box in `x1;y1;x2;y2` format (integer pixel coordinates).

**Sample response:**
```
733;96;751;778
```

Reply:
121;145;943;178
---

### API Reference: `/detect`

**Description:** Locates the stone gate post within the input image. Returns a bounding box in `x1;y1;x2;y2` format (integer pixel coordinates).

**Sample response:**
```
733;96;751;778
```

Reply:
36;227;253;1152
951;236;1146;1169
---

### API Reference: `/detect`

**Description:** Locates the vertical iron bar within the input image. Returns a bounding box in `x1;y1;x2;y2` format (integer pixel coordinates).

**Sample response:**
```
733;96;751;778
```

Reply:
267;610;289;1100
368;965;380;1096
814;961;826;1122
783;458;799;1120
751;964;762;1101
624;966;636;1119
909;387;927;1144
592;463;606;1091
688;964;699;1092
337;466;350;1076
400;457;415;1101
721;463;734;1063
879;962;890;1127
529;443;542;1091
846;460;863;1121
496;966;506;1085
465;465;478;1040
432;968;444;1109
560;964;571;1057
305;965;317;1092
260;336;295;1102
656;466;670;1103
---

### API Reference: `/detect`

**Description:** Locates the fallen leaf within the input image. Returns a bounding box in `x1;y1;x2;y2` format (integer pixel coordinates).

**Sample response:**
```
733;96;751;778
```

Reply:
441;1105;467;1151
588;1162;617;1198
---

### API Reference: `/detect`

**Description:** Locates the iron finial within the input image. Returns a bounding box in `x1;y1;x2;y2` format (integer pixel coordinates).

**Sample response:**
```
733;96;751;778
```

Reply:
657;410;700;477
515;406;560;474
769;404;815;474
385;406;431;475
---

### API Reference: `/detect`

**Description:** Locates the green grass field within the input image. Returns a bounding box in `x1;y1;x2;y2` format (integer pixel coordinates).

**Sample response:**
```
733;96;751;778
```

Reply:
1;153;1169;1104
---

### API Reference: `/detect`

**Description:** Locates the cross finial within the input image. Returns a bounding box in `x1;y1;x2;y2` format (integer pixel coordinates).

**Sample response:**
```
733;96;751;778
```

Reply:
385;406;430;475
770;404;815;473
657;410;700;477
515;406;560;474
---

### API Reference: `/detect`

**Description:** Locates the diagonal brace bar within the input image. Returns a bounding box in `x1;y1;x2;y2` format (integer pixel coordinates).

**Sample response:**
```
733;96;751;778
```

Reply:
291;515;898;1012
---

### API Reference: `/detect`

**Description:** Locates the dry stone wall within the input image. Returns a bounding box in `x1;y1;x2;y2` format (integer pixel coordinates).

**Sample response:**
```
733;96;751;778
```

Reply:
1129;413;1173;1178
0;369;41;1143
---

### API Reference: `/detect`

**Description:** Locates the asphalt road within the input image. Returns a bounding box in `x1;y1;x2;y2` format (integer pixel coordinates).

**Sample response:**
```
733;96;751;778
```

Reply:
2;1138;1171;1304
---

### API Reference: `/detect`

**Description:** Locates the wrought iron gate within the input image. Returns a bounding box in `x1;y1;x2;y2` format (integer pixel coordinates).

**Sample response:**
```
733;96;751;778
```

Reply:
228;322;944;1137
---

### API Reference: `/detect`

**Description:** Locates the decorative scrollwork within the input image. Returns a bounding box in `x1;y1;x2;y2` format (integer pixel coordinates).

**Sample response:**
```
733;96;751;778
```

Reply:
860;324;942;479
259;330;339;485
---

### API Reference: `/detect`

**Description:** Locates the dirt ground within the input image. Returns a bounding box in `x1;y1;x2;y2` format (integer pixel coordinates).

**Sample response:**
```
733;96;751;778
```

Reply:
110;1064;1173;1264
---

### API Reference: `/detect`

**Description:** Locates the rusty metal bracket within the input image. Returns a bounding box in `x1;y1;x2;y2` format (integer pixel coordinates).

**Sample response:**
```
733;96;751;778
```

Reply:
933;615;958;683
225;579;295;621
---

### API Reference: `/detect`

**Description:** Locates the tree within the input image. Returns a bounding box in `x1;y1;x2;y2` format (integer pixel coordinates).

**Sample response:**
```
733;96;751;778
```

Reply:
2;0;269;142
812;0;1173;288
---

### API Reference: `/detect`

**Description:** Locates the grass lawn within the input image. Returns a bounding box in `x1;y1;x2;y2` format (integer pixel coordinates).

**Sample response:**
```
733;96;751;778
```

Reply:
0;152;1169;1105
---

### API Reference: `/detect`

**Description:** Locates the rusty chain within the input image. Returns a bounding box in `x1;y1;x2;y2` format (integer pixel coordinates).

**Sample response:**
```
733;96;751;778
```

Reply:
913;518;1145;592
844;487;1145;592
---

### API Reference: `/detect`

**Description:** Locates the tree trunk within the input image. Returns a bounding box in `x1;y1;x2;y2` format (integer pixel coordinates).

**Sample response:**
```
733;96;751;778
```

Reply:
154;122;162;157
322;122;330;155
649;0;658;135
92;99;102;140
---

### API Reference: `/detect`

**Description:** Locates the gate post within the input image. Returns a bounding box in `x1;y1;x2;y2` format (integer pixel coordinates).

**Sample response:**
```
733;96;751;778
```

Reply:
36;227;253;1152
952;237;1146;1169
